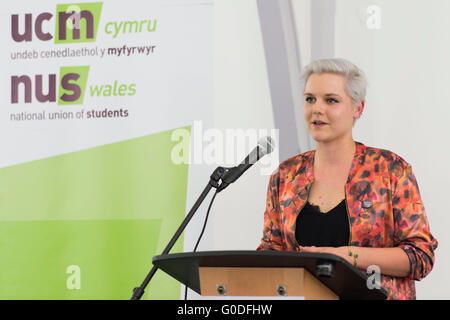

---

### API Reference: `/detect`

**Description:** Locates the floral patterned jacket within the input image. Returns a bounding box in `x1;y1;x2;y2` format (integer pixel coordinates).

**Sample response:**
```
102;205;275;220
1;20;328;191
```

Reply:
257;141;438;300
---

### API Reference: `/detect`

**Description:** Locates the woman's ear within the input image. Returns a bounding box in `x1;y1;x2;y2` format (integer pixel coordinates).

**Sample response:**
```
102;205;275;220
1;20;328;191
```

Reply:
354;100;365;119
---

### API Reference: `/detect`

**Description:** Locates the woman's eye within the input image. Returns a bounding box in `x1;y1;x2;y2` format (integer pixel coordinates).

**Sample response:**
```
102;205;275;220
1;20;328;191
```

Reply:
327;98;339;104
305;97;315;103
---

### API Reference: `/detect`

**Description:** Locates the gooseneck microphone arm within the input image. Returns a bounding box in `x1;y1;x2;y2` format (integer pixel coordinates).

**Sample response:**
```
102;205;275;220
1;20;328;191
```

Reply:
130;136;274;300
130;166;226;300
217;136;274;192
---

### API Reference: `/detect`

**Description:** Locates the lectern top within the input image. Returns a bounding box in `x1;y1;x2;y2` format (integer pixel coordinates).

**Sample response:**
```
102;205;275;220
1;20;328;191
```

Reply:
152;250;388;300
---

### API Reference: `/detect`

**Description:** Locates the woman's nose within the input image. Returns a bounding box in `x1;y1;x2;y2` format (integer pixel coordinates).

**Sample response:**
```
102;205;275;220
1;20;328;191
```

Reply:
312;102;325;114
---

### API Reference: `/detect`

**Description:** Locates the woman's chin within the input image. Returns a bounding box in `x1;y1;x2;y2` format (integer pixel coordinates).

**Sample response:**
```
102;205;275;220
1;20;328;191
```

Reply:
310;133;330;143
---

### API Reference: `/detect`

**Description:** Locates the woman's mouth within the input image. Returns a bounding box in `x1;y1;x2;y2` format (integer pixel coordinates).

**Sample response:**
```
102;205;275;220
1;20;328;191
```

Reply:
312;120;327;128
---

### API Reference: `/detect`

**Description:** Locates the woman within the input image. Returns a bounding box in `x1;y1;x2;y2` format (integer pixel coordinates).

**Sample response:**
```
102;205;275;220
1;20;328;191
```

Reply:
257;58;438;300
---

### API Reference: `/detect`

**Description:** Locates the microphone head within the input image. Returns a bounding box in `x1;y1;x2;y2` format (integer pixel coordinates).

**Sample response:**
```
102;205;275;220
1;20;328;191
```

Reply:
219;135;277;192
258;136;275;156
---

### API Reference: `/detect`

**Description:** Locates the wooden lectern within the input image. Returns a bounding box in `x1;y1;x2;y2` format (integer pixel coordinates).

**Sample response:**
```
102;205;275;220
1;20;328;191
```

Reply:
152;251;387;300
199;266;337;299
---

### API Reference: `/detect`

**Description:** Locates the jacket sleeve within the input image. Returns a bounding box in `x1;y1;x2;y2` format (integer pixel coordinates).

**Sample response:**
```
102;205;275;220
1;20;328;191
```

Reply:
392;163;438;281
257;168;286;251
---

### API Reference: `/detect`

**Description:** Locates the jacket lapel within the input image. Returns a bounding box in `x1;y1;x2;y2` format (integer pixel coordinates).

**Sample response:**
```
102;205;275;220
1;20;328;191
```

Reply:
282;142;367;249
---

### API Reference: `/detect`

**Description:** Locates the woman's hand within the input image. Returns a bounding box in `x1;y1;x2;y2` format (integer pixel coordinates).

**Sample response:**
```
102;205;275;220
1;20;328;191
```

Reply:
299;246;351;264
299;245;411;277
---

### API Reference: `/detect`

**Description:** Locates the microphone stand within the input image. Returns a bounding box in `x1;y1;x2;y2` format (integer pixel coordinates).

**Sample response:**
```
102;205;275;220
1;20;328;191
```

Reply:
130;166;229;300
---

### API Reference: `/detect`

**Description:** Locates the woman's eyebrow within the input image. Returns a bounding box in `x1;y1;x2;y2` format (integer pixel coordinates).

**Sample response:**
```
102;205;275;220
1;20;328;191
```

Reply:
324;93;343;98
304;92;343;99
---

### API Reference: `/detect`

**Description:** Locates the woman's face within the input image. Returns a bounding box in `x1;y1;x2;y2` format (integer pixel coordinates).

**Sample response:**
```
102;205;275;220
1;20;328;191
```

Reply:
303;73;363;144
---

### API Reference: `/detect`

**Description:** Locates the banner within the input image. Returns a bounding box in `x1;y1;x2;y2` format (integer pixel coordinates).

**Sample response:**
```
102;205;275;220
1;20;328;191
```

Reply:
0;0;213;299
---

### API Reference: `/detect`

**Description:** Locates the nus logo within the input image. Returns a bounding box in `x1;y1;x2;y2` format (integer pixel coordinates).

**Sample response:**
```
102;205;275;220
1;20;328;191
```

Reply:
11;2;102;44
11;66;90;105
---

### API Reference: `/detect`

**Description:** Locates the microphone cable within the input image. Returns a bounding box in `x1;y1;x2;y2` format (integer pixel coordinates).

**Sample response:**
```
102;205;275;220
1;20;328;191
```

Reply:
184;189;219;300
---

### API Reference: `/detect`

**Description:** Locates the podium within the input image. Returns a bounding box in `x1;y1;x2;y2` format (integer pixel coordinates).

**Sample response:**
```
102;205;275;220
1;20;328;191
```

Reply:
152;250;388;300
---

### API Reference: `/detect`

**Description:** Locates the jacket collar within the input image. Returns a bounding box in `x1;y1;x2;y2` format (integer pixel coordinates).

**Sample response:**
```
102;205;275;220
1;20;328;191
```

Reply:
303;141;366;184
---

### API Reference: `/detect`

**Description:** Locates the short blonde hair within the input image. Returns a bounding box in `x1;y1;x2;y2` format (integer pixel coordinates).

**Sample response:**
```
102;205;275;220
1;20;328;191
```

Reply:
301;58;367;105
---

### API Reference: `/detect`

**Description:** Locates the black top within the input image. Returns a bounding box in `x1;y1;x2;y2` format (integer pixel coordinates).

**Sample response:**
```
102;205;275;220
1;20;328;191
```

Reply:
295;199;350;247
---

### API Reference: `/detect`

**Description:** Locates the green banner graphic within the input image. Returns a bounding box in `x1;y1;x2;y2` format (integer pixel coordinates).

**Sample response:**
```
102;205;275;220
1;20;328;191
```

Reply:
0;127;190;299
58;65;90;105
54;2;103;44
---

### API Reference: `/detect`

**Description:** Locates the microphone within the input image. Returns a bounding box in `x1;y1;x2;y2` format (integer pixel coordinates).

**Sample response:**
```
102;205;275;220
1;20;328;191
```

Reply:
130;136;275;299
217;136;275;192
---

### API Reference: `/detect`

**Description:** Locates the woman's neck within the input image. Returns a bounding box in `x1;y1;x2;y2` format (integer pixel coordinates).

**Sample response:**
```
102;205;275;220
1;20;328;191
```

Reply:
314;138;356;169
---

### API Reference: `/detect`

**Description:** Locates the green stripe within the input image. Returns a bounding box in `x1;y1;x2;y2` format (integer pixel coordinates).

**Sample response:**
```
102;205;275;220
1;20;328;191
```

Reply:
0;219;162;299
0;128;190;222
0;126;191;299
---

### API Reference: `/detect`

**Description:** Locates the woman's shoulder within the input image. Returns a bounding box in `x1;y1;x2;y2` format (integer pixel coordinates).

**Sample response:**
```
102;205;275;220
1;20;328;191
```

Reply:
267;150;314;181
270;142;413;177
363;143;411;166
278;150;314;171
277;143;411;167
361;143;412;177
281;149;313;164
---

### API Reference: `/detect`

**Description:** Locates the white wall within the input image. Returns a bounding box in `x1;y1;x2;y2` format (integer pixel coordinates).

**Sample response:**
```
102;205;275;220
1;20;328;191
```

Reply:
333;0;450;300
182;0;275;299
210;0;275;251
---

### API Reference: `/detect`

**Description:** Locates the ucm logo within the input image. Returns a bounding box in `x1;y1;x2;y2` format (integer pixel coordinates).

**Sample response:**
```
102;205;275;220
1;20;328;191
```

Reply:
11;66;90;105
11;2;103;44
